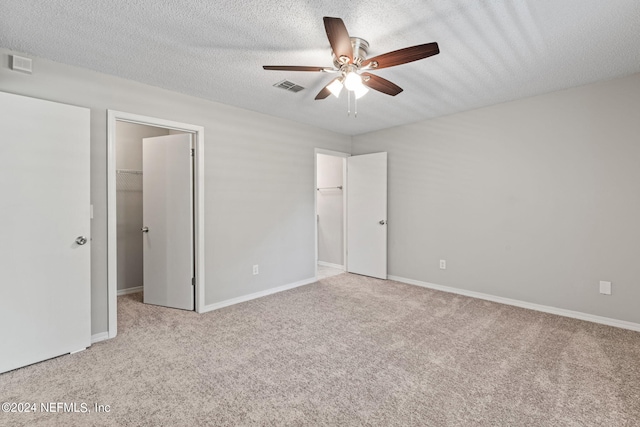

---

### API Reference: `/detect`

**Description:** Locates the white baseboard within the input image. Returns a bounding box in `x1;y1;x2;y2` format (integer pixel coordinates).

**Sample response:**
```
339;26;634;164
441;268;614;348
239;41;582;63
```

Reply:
202;277;317;313
117;286;142;296
91;332;110;344
388;275;640;332
318;261;345;270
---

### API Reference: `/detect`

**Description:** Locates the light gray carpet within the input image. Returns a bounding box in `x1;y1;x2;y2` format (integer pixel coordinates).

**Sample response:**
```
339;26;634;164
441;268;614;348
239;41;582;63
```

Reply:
1;273;639;426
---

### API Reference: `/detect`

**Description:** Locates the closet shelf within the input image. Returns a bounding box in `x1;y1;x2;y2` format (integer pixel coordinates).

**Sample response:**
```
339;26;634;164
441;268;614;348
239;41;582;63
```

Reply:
117;169;142;175
116;169;143;192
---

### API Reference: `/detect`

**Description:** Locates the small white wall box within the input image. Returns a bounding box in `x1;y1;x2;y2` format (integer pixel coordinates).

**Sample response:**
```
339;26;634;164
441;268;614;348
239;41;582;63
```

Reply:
599;281;611;295
11;55;33;74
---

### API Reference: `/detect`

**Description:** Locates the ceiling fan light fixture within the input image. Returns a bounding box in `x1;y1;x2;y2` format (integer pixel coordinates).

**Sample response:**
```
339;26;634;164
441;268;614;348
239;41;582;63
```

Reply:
327;78;344;98
353;84;369;99
263;17;440;107
344;71;363;91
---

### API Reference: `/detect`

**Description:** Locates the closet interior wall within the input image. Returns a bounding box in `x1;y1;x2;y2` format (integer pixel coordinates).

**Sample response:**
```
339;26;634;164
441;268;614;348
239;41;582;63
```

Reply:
317;154;344;268
115;122;170;293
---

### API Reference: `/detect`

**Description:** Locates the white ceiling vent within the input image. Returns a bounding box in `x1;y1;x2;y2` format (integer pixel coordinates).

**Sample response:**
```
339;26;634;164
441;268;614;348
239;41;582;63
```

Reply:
273;80;305;93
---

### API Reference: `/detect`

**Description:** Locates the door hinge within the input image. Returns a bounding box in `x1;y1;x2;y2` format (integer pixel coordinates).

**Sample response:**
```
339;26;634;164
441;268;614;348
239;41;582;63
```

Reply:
191;148;195;157
191;277;195;286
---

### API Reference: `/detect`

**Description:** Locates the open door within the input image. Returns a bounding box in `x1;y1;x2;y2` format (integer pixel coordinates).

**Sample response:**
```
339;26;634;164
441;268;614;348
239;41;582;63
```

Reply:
347;152;388;279
0;92;91;373
142;133;194;310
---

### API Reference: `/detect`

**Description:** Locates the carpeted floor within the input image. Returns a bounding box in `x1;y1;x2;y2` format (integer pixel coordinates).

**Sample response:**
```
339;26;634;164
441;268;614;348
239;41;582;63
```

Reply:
1;273;639;426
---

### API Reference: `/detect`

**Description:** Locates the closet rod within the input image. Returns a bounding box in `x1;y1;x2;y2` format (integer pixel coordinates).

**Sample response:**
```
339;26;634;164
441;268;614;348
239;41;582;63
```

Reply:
116;169;143;175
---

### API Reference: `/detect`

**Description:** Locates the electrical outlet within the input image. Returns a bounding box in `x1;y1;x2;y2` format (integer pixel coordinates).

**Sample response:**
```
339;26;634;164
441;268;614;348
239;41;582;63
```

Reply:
439;260;446;270
253;265;259;275
599;281;611;295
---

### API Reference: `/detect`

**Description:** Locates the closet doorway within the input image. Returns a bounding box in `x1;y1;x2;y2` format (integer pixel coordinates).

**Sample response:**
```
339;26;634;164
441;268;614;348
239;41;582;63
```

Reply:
315;149;348;279
115;123;175;297
314;149;388;281
107;111;205;340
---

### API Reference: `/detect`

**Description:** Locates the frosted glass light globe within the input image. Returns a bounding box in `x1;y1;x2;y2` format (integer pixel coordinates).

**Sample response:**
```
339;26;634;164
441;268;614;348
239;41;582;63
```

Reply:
327;78;344;98
344;71;363;91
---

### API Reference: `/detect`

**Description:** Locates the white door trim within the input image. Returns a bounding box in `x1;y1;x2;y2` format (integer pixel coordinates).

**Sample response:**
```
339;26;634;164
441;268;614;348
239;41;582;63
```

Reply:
314;148;350;279
107;110;205;339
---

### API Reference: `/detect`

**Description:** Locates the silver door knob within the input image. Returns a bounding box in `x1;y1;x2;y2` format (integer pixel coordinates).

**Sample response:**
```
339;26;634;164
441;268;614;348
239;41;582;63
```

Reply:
141;226;149;233
379;220;386;225
75;236;88;245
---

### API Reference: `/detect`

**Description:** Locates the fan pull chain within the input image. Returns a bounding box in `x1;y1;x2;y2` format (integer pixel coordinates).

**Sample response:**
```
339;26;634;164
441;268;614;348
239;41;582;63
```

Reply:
354;94;358;118
345;91;359;118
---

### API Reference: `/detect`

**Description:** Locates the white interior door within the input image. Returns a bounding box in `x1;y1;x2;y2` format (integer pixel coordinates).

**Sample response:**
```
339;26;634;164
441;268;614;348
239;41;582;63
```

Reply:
142;134;194;310
0;92;91;374
347;152;388;279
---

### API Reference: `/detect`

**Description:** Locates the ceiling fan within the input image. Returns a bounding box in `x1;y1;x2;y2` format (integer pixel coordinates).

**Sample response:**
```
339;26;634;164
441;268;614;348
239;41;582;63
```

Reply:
263;17;440;101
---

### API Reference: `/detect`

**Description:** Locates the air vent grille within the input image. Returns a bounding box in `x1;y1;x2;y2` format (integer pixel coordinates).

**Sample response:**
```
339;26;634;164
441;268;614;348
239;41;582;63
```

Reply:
274;80;305;93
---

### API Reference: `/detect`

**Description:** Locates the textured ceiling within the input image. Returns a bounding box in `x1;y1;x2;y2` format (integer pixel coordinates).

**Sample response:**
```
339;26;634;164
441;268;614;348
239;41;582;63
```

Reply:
1;0;640;135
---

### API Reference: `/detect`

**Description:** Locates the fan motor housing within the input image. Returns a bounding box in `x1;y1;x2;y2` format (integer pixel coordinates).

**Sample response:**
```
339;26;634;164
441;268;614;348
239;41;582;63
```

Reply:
333;37;369;67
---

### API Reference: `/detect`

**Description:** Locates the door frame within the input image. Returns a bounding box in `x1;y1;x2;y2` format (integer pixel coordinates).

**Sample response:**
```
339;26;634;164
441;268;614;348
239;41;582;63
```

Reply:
107;110;205;339
314;148;350;279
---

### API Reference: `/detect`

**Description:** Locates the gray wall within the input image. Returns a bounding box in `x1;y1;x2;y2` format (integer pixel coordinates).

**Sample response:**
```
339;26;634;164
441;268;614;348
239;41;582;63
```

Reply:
317;154;344;266
0;48;351;335
115;122;170;291
352;72;640;324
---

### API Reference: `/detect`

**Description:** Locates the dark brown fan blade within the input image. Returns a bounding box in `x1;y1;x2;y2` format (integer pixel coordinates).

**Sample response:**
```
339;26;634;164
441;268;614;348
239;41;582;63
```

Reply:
263;66;326;72
323;17;352;63
361;73;403;96
315;85;332;100
362;42;439;69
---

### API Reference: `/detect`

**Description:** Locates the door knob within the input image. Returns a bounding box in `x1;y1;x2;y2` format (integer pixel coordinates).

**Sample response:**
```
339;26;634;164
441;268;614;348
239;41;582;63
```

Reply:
379;220;386;225
141;227;149;233
75;236;88;245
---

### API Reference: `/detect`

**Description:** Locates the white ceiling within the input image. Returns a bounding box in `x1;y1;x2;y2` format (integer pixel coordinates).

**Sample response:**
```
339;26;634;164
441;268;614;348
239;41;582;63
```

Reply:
2;0;639;135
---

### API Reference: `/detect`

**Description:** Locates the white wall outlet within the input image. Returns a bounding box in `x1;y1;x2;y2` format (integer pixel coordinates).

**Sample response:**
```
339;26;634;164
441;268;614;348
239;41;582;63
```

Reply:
253;265;259;275
599;281;611;295
439;260;446;270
